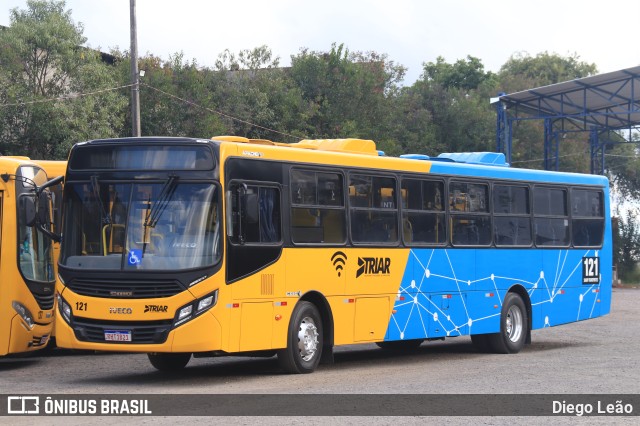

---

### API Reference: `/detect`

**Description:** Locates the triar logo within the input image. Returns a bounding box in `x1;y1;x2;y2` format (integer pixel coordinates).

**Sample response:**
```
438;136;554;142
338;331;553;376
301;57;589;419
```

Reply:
356;257;391;278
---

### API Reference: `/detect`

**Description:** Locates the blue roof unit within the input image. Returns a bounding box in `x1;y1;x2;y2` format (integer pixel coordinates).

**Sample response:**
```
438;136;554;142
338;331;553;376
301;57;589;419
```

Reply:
400;152;509;167
437;152;509;167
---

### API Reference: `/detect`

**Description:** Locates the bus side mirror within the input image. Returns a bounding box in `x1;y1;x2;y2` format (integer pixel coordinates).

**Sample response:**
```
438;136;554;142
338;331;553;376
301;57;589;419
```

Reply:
243;192;259;224
20;196;37;227
38;192;51;226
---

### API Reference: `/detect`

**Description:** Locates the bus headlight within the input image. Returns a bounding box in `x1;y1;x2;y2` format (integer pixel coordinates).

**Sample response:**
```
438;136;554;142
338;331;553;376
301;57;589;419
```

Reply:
178;305;193;322
12;301;35;329
197;295;215;311
173;290;218;328
57;294;72;324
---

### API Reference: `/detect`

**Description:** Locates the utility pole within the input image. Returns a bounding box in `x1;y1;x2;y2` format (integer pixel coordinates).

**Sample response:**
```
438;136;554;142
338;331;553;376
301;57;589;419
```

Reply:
129;0;141;137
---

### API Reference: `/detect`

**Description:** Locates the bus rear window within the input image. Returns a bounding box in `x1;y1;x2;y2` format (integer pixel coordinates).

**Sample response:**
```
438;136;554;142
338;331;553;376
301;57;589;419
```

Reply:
69;145;214;171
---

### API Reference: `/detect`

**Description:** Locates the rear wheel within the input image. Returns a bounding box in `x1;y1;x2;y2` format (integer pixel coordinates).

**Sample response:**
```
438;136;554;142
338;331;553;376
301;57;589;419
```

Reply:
277;301;323;374
148;352;191;371
487;292;528;354
376;339;424;350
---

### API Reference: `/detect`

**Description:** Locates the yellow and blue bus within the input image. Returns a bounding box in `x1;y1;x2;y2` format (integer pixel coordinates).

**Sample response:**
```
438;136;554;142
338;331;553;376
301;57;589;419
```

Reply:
0;156;61;356
54;136;611;373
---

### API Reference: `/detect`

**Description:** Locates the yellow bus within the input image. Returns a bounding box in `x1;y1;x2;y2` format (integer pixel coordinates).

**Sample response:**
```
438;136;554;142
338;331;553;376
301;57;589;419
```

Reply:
54;136;611;373
0;156;61;356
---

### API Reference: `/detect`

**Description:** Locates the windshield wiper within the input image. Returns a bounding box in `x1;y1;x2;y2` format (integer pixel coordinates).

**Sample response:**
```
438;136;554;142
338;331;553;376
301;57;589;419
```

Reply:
91;175;112;226
144;175;179;229
142;175;178;257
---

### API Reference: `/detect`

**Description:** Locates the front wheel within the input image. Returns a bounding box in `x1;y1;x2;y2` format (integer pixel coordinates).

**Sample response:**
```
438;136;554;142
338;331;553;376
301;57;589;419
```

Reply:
487;292;528;354
277;301;323;374
148;352;191;371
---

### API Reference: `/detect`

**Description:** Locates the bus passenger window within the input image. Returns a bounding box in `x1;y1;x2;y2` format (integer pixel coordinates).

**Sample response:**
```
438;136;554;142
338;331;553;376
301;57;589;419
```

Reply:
349;174;397;244
493;185;531;247
571;189;604;247
533;186;569;247
401;178;445;245
290;170;345;244
449;181;490;247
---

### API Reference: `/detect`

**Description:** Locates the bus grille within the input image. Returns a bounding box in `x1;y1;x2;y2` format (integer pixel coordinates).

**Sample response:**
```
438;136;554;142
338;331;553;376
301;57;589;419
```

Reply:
33;293;55;310
67;278;185;299
72;318;173;344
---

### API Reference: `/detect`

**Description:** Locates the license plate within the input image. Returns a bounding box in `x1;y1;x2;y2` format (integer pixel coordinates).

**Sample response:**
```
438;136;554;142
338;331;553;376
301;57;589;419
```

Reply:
104;330;132;342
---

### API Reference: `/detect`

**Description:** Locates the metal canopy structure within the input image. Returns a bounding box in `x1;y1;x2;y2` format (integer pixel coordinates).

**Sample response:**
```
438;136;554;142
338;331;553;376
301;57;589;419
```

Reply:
494;65;640;173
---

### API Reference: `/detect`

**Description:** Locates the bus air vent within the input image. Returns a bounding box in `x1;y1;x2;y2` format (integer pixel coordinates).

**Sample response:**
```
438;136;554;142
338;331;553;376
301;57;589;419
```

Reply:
261;274;274;296
67;278;185;299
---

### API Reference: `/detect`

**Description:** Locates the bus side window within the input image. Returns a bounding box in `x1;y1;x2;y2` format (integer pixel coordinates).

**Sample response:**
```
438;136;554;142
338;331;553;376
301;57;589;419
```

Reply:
571;189;604;247
493;185;531;247
349;174;397;244
401;178;446;245
229;183;281;245
290;170;346;245
534;186;569;247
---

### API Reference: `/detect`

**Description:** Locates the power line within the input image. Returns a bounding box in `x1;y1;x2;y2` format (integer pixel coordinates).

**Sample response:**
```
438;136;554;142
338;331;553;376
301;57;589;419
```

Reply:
141;82;307;142
0;80;308;142
511;153;585;165
0;84;135;107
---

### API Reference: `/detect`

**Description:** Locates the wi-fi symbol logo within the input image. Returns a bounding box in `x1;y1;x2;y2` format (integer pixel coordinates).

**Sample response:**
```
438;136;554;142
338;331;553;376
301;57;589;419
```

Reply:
331;251;347;277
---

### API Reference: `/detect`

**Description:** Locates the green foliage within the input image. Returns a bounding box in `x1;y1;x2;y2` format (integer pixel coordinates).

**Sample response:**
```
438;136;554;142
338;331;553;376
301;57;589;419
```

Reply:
613;210;640;280
422;55;495;91
0;0;126;159
290;43;405;140
499;51;597;88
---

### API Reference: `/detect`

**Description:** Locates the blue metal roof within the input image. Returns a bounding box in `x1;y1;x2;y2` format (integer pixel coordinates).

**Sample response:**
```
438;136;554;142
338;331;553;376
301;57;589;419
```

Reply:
498;65;640;130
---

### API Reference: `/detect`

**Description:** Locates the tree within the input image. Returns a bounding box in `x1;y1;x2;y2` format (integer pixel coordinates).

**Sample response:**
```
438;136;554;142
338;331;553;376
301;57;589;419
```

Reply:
422;55;495;91
613;209;640;280
398;56;498;156
0;0;126;159
289;43;405;141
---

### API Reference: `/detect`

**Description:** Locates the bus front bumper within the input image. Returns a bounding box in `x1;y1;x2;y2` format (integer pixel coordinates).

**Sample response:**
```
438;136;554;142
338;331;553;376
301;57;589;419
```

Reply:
7;315;52;354
54;309;222;353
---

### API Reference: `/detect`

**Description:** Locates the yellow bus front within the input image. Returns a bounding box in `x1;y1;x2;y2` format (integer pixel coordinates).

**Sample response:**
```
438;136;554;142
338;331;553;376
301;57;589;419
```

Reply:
55;139;226;356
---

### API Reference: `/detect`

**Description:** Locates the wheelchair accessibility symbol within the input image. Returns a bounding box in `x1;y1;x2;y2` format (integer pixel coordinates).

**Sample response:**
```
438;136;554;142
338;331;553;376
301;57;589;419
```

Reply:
128;249;143;266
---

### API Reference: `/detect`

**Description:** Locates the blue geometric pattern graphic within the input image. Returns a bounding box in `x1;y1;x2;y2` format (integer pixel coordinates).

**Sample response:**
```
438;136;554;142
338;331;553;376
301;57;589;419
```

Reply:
385;248;611;341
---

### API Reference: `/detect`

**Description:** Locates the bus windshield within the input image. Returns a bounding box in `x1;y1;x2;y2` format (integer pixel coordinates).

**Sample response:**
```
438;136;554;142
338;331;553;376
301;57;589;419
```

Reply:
16;166;55;282
61;180;221;271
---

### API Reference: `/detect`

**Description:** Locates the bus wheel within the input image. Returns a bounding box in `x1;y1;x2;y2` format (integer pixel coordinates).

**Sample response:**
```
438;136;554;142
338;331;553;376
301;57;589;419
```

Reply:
148;352;191;371
376;339;424;350
488;292;528;354
278;301;323;374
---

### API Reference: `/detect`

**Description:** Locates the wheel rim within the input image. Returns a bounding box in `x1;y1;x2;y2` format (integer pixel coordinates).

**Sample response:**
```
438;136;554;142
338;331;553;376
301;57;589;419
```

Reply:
297;316;319;362
505;305;523;343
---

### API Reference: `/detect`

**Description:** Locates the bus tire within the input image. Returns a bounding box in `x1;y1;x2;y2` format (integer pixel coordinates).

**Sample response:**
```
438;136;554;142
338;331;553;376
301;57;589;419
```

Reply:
376;339;424;350
147;352;191;371
488;292;528;354
277;301;323;374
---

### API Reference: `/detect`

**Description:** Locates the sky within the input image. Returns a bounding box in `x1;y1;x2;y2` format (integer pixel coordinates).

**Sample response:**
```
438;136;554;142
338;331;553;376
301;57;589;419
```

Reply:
1;0;640;85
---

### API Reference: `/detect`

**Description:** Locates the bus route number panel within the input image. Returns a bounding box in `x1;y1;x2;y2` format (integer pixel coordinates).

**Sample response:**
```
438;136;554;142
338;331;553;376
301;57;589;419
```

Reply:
582;256;600;284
